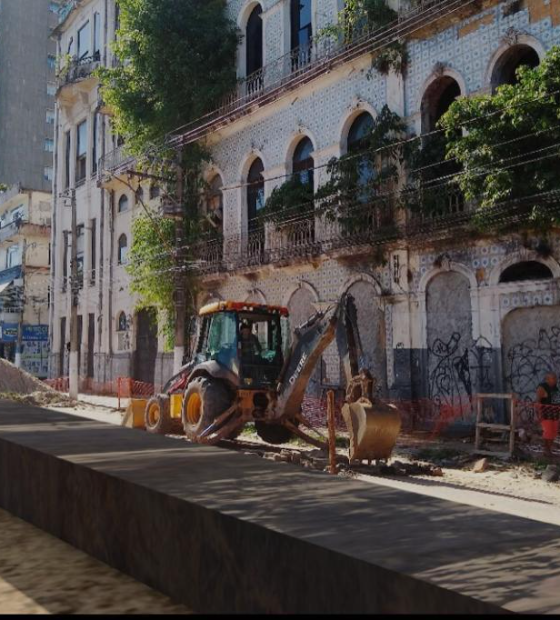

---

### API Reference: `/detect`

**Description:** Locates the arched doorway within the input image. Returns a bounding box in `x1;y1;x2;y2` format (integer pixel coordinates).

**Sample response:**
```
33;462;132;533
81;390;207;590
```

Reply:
426;272;474;415
288;286;321;395
420;76;464;216
135;309;158;385
503;306;560;425
246;4;263;77
345;280;387;396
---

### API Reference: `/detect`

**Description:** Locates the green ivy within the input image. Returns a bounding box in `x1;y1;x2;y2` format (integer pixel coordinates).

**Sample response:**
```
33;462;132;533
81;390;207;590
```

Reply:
440;45;560;229
260;176;315;224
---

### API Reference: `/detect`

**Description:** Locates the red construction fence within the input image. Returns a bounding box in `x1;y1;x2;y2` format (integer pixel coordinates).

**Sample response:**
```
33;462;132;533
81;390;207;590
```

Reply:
44;376;546;436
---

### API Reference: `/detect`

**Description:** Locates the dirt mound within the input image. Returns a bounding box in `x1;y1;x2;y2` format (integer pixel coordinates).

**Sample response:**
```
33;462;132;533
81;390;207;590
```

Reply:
0;358;53;395
0;391;76;408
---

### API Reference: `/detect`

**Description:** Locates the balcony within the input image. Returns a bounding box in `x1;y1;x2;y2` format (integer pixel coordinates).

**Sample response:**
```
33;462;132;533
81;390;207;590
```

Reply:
191;196;399;277
166;0;467;150
0;266;22;286
58;1;77;24
0;220;24;244
97;145;135;182
58;54;101;90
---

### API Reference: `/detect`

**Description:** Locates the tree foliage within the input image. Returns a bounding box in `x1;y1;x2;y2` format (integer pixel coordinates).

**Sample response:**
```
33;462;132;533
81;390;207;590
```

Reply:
126;214;176;345
97;0;240;156
260;176;315;223
98;0;239;344
440;46;560;226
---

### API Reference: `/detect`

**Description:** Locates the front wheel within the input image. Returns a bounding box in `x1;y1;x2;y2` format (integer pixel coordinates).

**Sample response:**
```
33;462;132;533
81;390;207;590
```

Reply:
145;395;183;435
182;376;236;442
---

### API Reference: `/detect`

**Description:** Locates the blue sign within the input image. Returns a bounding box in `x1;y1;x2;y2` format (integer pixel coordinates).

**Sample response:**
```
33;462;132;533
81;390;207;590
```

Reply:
23;325;49;342
0;323;18;343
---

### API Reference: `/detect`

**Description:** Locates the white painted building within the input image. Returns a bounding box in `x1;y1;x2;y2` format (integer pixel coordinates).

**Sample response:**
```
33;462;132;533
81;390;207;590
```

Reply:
49;0;168;391
0;185;52;377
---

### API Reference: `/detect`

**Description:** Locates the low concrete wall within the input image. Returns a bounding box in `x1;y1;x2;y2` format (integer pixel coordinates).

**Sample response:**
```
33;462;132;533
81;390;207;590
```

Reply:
0;402;558;613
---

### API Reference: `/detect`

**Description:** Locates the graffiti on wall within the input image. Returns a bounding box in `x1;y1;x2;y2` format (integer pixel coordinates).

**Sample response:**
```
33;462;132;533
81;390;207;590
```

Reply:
428;334;494;416
505;325;560;423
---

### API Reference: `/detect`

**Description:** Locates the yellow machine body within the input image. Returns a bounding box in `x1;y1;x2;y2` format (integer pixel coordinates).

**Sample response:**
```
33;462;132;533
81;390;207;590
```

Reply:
122;399;149;429
342;400;402;462
170;394;183;419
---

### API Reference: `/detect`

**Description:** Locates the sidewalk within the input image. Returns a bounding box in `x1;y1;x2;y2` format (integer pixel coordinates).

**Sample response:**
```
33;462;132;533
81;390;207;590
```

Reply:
76;394;122;410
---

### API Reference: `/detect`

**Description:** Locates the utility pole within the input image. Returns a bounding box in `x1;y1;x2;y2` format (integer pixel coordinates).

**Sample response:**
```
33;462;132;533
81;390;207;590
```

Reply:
61;188;79;400
14;239;26;369
173;162;186;374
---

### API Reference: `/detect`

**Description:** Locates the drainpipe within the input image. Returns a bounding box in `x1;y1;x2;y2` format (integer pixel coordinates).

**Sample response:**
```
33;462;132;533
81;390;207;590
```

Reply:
48;35;62;378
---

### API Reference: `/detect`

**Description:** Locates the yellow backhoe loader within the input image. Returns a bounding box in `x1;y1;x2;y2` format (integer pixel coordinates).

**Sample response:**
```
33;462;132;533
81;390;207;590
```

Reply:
139;295;401;461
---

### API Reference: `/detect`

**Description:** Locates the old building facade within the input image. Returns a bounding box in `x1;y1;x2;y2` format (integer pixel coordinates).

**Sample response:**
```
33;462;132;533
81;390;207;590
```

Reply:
0;186;52;377
71;0;560;426
49;0;168;390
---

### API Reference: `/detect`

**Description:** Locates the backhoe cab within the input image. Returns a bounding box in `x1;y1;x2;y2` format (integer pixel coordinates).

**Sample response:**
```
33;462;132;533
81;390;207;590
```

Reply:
143;297;402;461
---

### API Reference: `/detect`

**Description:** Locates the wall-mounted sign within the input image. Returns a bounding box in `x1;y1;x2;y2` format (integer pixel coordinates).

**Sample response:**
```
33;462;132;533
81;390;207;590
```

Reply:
0;323;18;343
22;325;49;342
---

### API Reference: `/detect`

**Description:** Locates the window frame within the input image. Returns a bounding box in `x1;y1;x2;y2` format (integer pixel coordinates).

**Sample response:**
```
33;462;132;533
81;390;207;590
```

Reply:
118;234;128;265
76;120;88;183
77;20;91;61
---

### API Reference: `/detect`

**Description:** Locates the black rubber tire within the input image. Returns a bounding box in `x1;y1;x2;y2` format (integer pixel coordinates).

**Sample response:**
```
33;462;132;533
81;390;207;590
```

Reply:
255;421;295;445
182;376;235;442
145;395;183;435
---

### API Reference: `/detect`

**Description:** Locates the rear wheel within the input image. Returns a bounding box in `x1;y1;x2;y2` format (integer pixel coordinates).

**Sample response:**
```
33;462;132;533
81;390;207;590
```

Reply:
255;421;295;445
145;395;183;435
182;376;238;442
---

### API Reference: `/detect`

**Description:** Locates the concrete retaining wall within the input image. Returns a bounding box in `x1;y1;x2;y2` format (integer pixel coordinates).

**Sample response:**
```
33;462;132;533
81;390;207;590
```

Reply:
2;402;558;613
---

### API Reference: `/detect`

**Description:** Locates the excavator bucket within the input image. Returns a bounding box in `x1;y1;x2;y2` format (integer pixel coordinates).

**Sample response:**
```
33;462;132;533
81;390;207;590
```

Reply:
342;400;402;462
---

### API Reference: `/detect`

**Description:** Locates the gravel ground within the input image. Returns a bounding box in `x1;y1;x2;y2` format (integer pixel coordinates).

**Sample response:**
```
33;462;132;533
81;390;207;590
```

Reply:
0;509;190;614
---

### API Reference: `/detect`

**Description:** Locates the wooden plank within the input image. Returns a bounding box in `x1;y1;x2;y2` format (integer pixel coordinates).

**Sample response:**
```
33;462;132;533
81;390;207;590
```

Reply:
473;449;511;458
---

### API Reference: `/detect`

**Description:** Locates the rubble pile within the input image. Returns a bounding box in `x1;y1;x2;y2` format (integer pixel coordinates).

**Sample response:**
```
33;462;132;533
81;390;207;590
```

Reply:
0;358;52;395
0;359;74;407
256;448;446;477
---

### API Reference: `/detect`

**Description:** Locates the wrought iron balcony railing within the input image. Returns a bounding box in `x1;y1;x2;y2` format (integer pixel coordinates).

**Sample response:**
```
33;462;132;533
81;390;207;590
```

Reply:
58;54;101;88
0;219;25;244
98;145;135;180
166;0;469;149
191;196;399;275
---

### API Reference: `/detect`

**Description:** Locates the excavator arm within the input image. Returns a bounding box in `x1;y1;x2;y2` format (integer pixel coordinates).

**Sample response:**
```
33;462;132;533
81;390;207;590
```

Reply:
275;294;402;462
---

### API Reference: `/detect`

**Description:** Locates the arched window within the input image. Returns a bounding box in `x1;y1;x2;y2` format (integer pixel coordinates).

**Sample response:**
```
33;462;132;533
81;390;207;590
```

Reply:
347;112;375;202
135;186;144;204
291;0;312;52
499;261;553;283
246;5;263;76
117;312;128;332
293;136;314;188
247;158;265;229
118;234;128;265
491;45;540;90
421;76;461;134
205;174;224;231
347;112;374;153
118;194;129;213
